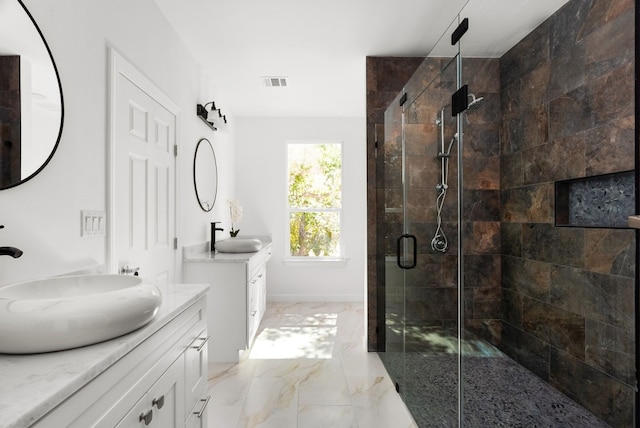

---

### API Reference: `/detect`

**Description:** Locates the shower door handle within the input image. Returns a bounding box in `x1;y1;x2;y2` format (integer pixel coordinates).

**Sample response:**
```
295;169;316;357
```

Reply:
396;234;417;270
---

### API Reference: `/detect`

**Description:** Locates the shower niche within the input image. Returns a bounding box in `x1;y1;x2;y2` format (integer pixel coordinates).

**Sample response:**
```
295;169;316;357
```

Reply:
555;170;635;228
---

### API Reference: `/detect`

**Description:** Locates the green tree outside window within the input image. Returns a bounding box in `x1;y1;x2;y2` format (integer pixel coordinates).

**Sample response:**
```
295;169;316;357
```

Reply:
288;143;342;257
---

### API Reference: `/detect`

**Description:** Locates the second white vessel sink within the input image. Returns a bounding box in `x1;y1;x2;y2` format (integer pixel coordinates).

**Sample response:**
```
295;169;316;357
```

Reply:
216;238;263;253
0;274;162;354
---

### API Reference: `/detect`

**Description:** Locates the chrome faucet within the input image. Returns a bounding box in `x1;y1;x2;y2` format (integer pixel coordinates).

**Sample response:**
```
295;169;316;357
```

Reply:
211;222;224;252
0;225;23;258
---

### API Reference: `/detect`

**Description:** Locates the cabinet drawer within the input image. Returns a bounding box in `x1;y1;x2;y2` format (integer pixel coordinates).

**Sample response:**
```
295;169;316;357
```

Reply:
248;244;272;280
247;288;258;345
186;394;210;428
113;395;146;428
248;257;263;280
185;324;208;418
248;268;264;309
115;355;184;428
263;244;273;261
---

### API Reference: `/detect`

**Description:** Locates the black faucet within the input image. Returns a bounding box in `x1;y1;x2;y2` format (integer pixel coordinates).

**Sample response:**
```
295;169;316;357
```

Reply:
0;225;23;258
211;222;224;252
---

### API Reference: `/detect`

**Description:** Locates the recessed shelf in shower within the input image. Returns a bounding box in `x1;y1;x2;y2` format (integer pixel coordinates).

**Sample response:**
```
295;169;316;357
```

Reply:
555;170;635;228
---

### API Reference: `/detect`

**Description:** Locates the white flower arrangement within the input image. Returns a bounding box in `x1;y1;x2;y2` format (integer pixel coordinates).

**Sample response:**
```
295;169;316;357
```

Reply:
227;199;243;237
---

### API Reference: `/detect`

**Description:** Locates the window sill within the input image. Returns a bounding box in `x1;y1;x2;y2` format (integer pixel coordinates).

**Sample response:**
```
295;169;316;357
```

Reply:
282;257;349;267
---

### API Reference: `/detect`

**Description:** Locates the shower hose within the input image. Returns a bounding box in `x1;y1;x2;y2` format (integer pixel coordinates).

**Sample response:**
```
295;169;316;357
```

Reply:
431;133;457;253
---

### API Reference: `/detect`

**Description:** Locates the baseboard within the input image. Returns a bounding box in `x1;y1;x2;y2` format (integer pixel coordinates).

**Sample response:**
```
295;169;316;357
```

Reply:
267;293;363;302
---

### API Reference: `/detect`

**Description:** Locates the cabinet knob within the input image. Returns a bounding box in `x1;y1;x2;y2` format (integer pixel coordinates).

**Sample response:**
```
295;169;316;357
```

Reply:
152;395;165;409
139;409;153;425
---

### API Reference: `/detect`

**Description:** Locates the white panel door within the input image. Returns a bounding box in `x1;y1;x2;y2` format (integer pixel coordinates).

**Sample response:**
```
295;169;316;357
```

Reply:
109;50;178;283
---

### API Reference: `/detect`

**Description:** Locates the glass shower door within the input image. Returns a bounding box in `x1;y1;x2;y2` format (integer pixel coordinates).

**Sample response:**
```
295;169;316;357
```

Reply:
403;55;461;427
380;24;463;425
380;15;461;427
379;83;406;398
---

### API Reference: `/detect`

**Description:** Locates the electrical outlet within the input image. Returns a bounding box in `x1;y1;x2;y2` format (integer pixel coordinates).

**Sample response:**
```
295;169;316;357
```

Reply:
81;210;106;236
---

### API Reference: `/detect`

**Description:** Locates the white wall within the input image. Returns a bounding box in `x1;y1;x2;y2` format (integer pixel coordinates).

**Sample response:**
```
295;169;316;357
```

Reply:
0;0;367;304
0;0;234;286
235;117;366;301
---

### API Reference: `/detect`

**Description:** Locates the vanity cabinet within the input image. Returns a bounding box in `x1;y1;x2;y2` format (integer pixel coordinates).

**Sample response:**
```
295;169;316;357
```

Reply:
184;243;272;362
30;294;209;428
247;257;267;344
115;355;184;427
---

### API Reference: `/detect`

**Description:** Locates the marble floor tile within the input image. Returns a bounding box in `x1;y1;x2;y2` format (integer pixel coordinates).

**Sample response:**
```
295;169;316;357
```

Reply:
208;360;257;407
207;404;243;428
249;325;337;359
206;302;417;427
347;375;417;428
236;377;299;428
298;405;358;428
340;342;388;377
299;359;352;406
207;302;610;427
253;359;302;379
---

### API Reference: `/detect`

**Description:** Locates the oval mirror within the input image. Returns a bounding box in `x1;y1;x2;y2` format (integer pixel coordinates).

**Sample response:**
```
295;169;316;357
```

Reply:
193;138;218;212
0;0;64;190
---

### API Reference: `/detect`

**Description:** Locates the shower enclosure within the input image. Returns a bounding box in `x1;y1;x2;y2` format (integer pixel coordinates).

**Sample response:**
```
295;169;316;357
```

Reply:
379;16;502;426
372;4;636;427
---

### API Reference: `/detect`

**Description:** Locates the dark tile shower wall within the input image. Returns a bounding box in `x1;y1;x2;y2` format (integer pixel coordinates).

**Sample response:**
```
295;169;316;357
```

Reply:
384;57;464;349
398;57;502;347
366;57;424;350
499;0;635;426
460;59;502;343
367;54;502;349
366;0;636;425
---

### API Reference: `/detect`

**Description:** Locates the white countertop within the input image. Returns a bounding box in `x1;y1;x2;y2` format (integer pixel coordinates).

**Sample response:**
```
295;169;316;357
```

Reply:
183;236;272;263
0;282;208;428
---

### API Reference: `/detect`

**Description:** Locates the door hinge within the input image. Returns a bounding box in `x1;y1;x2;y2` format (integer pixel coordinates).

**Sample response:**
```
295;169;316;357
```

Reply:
173;237;178;249
452;84;469;117
374;123;379;158
451;17;469;45
399;92;408;106
174;145;178;157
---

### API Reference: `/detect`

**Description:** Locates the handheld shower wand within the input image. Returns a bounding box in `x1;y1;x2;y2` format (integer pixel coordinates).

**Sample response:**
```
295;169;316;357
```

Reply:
431;93;484;253
432;108;457;253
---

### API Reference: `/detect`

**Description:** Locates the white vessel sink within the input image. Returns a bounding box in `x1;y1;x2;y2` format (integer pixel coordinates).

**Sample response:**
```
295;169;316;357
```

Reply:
0;274;162;354
216;238;263;253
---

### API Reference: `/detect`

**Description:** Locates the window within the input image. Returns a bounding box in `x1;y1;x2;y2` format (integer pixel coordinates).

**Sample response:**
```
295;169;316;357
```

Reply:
287;141;342;258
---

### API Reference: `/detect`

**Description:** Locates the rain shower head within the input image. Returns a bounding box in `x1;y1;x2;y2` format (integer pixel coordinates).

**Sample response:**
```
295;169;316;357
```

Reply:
467;94;484;110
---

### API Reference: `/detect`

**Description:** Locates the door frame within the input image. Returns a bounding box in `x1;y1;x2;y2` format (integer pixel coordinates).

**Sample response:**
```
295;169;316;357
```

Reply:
107;47;181;276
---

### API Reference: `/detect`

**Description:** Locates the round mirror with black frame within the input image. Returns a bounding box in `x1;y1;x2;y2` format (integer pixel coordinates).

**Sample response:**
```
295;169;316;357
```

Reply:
193;138;218;212
0;0;64;190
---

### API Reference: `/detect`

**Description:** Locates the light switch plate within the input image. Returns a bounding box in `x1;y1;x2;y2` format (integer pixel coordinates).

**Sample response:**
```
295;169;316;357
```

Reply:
81;210;106;236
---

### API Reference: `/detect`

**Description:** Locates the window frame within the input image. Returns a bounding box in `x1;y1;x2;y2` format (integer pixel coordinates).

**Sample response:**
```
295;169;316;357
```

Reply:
285;140;345;261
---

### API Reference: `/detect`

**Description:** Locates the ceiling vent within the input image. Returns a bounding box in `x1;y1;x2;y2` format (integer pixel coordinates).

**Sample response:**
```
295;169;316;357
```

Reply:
262;76;288;87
